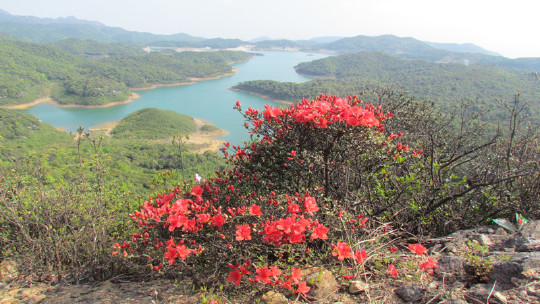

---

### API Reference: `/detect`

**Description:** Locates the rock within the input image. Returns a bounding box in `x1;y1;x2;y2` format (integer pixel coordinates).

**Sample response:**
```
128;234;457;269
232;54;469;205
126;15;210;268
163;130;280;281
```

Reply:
348;280;368;294
394;284;425;302
444;242;459;253
434;256;466;282
465;284;503;304
26;294;47;304
522;258;540;279
477;234;493;246
0;260;19;283
261;290;288;304
489;260;522;288
493;291;507;304
527;282;540;297
515;220;540;252
301;267;338;301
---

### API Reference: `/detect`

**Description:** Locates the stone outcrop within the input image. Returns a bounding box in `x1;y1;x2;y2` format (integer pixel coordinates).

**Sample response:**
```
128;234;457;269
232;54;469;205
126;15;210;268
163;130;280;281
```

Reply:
421;220;540;303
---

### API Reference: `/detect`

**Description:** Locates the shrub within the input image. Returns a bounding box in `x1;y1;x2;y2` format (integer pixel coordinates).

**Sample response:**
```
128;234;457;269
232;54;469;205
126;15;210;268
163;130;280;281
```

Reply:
0;130;135;282
118;95;428;293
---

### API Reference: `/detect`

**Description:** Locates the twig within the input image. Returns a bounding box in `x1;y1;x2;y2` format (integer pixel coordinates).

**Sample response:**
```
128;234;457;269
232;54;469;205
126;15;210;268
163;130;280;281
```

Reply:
426;295;440;304
486;280;497;304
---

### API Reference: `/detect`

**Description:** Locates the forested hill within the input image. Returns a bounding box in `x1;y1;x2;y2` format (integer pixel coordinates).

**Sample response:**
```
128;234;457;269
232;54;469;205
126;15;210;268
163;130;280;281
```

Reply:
0;36;252;106
233;52;540;123
49;39;145;56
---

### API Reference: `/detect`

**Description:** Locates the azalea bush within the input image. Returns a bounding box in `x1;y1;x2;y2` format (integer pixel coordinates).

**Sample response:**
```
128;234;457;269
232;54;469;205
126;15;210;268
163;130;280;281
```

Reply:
116;95;437;297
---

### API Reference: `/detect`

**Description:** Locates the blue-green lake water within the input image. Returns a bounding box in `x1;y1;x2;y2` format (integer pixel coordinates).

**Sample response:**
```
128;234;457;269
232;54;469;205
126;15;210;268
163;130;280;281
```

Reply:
19;51;331;144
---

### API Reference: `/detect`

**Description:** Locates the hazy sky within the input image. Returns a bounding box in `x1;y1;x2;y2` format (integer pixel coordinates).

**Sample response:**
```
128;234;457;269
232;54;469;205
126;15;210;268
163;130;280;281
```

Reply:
1;0;539;58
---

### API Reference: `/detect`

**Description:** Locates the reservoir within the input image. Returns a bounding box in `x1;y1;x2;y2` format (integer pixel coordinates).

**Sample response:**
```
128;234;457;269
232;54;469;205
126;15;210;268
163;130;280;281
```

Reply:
19;51;331;145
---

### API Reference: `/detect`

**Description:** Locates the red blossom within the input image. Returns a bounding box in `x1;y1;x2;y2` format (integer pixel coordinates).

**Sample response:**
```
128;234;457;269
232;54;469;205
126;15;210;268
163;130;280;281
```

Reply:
295;281;311;294
388;264;398;277
227;269;243;286
248;204;262;216
409;244;427;255
310;223;329;240
419;257;439;274
287;203;301;213
190;185;204;197
303;196;319;215
354;249;368;264
255;267;272;284
332;241;353;261
210;214;225;227
235;224;252;241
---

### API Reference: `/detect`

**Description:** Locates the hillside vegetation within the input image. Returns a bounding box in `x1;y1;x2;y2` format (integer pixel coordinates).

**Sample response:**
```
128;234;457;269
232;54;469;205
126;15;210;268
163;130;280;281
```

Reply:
234;52;540;124
0;36;251;106
110;108;197;140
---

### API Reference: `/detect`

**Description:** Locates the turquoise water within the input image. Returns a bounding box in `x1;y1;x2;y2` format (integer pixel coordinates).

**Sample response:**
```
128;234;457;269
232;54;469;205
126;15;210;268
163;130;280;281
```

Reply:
19;51;330;144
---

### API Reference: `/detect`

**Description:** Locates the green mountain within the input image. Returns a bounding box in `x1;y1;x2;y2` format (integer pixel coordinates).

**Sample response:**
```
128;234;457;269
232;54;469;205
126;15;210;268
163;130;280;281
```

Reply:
111;108;197;140
0;36;251;106
49;39;145;56
233;52;540;123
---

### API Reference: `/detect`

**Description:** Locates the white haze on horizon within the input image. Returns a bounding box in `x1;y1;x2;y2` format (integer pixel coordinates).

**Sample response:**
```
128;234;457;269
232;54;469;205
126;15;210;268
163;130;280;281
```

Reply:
0;0;539;58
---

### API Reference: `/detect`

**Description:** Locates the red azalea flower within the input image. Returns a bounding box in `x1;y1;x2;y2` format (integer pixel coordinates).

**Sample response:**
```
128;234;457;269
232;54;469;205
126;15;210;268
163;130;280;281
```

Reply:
289;268;302;284
354;249;368;264
409;244;427;255
176;245;192;260
388;264;398;277
342;275;354;281
255;266;272;284
196;213;211;223
281;279;293;291
303;196;319;214
235;224;252;241
249;204;262;216
419;257;439;274
210;214;225;227
295;281;311;294
332;241;353;261
287;203;301;213
190;185;204;197
389;246;399;253
163;247;177;264
227;269;242;286
310;223;329;240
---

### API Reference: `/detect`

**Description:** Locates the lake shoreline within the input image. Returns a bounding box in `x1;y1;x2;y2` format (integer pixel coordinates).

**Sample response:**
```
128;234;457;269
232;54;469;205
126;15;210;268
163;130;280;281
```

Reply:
1;68;239;110
0;93;141;110
229;88;294;105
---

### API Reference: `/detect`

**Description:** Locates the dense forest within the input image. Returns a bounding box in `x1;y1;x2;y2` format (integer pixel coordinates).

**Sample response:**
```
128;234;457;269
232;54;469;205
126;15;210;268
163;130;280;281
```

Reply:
0;36;252;106
233;52;540;124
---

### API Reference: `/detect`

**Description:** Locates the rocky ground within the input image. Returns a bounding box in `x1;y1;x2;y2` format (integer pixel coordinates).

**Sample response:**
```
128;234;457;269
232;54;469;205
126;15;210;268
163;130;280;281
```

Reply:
2;221;539;304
